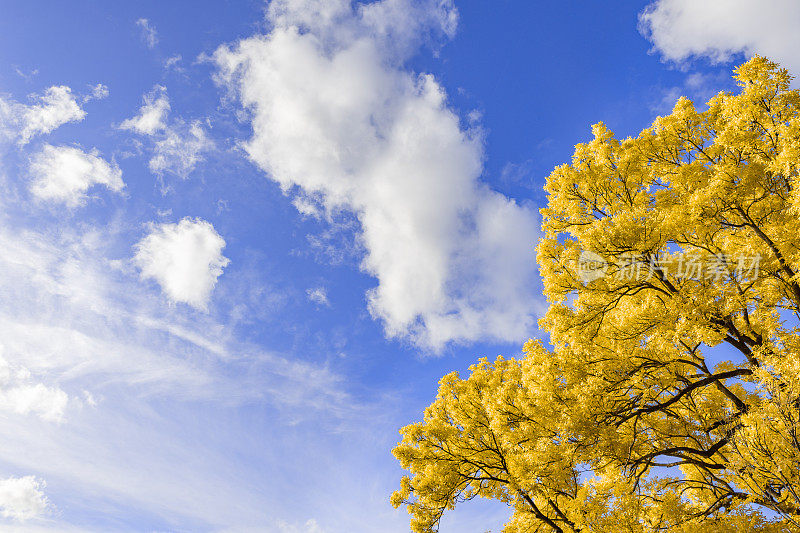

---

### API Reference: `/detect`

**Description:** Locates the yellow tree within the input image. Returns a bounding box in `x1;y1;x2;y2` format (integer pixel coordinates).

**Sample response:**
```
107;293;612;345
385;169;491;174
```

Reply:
392;57;800;532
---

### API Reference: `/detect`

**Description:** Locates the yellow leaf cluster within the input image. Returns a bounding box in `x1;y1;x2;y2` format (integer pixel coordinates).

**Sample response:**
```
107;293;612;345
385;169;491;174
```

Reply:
392;57;800;532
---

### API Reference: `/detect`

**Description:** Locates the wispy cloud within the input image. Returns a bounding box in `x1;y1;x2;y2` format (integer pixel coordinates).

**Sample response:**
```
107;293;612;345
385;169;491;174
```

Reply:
149;119;212;179
0;191;368;528
119;85;213;182
306;287;330;307
136;18;158;49
276;518;326;533
164;54;183;71
84;83;109;103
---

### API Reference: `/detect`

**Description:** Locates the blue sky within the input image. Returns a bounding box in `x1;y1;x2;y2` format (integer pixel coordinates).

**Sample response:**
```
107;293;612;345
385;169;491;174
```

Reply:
0;0;798;531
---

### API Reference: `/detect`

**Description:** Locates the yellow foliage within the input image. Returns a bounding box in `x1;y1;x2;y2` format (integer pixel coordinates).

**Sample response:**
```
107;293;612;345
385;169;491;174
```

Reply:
392;57;800;532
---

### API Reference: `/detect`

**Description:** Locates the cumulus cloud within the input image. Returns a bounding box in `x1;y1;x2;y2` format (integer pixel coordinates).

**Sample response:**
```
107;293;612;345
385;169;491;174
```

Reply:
640;0;800;76
120;86;212;180
214;0;539;349
85;83;109;102
0;192;364;528
136;18;158;49
119;85;169;135
28;144;124;207
0;476;48;522
0;353;68;422
0;86;86;145
134;218;229;310
149;120;213;178
0;383;68;423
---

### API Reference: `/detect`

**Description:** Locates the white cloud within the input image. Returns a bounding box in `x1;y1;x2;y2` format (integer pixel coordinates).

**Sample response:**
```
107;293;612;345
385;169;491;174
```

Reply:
13;67;38;82
0;384;68;423
119;85;170;135
28;145;124;207
85;83;109;102
0;476;48;522
134;218;229;310
277;518;326;533
0;353;68;423
136;18;158;49
164;54;183;70
0;208;342;407
306;287;330;307
0;192;365;529
120;86;212;180
0;86;86;145
214;0;539;349
0;222;215;395
640;0;800;76
149;120;212;178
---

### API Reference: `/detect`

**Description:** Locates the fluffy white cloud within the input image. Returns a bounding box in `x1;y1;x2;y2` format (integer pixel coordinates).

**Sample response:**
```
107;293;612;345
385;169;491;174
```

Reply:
214;0;539;349
28;145;124;207
0;192;361;528
134;218;229;310
149;120;212;178
0;384;67;423
136;18;158;49
0;353;68;422
119;85;169;135
0;86;86;145
88;83;110;101
120;86;212;179
640;0;800;76
0;208;342;406
0;476;48;522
